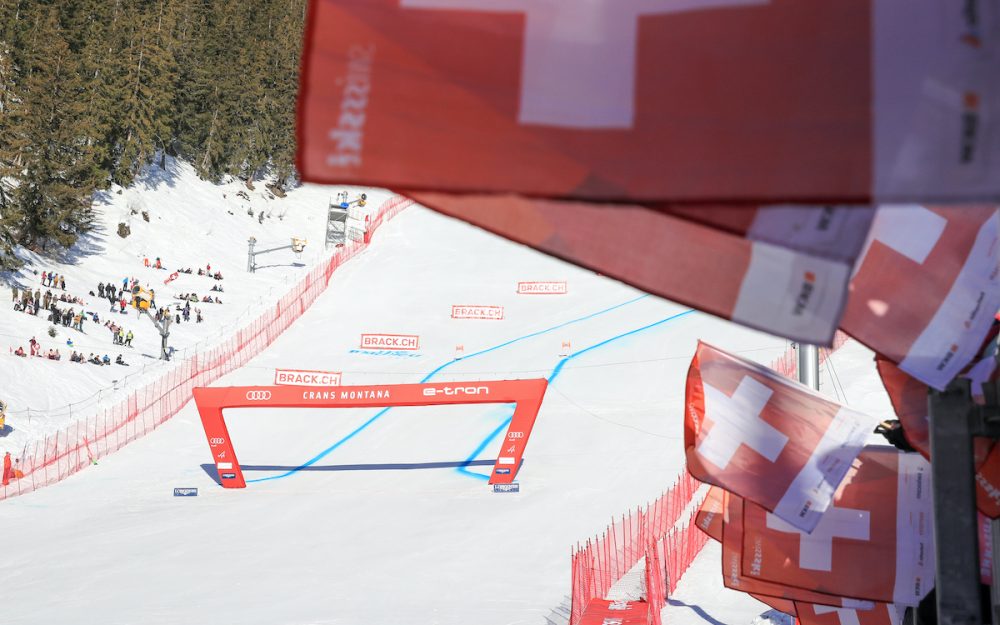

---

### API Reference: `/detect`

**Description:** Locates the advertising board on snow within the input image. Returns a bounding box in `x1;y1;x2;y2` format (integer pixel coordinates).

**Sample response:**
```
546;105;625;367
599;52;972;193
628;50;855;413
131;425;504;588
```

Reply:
517;281;567;295
451;305;504;320
360;334;420;350
274;368;343;387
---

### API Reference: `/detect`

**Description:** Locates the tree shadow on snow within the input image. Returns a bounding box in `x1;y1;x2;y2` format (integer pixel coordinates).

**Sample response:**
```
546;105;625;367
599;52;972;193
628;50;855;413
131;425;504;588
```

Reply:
200;459;497;485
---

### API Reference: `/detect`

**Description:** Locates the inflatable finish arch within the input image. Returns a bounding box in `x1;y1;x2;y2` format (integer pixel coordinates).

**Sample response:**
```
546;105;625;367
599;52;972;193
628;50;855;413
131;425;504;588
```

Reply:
193;379;548;488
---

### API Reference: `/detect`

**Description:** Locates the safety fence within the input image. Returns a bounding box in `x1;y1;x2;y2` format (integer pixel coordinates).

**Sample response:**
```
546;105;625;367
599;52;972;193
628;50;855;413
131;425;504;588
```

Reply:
0;195;414;500
570;332;854;624
570;471;701;624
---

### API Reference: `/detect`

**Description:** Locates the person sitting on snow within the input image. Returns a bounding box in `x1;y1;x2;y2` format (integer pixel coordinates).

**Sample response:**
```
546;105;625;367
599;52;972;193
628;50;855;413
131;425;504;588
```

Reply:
102;354;111;365
14;346;26;357
115;354;128;366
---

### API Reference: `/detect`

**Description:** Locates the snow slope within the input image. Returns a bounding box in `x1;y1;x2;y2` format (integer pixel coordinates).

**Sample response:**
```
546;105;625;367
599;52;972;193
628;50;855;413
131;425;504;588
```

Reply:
0;203;895;625
0;158;391;452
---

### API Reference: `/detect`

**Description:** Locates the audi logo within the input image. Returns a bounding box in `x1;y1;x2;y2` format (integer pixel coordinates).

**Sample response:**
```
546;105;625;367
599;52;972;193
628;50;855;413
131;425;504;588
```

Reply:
209;437;226;445
507;431;524;439
246;390;272;401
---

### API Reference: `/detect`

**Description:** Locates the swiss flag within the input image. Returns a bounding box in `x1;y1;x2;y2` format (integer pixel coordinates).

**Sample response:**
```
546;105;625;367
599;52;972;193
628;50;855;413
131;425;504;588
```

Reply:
875;323;1000;516
299;1;1000;203
741;447;934;606
721;489;875;610
842;207;999;390
686;342;870;531
795;603;902;625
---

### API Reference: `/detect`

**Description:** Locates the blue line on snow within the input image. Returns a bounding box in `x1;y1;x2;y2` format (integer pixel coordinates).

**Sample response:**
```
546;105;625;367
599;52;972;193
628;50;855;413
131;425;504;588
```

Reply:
247;294;649;483
457;308;695;479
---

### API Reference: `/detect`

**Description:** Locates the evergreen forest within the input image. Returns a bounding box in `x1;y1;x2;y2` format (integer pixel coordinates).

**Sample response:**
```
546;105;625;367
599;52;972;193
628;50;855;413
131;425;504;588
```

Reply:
0;0;306;266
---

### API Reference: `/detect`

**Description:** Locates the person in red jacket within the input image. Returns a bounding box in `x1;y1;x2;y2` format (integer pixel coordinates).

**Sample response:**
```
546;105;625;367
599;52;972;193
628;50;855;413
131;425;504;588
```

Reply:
2;451;12;486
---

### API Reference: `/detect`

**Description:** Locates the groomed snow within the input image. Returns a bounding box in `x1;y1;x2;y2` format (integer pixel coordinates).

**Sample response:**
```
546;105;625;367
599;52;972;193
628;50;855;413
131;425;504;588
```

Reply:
0;196;898;625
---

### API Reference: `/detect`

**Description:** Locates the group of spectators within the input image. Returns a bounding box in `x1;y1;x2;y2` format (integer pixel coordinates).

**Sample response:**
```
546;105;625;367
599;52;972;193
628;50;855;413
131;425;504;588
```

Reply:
39;270;66;291
68;351;127;366
12;336;127;366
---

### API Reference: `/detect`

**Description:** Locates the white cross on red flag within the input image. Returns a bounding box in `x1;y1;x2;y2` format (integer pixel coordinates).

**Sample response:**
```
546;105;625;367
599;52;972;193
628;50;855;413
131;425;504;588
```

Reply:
795;602;902;625
721;489;875;610
741;447;934;606
686;341;870;531
298;1;1000;202
842;207;999;390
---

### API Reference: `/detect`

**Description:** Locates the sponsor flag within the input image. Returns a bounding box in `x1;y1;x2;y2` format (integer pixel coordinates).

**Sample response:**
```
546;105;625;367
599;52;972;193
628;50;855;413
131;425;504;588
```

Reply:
299;1;1000;203
741;447;934;606
577;599;650;625
795;602;902;625
696;485;727;542
721;490;875;610
842;207;999;390
686;342;870;531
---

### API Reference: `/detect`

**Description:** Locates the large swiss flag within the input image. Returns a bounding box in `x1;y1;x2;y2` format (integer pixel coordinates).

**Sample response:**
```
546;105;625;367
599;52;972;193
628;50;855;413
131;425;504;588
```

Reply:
721;490;875;610
741;447;934;606
843;207;999;390
686;342;870;531
299;1;1000;203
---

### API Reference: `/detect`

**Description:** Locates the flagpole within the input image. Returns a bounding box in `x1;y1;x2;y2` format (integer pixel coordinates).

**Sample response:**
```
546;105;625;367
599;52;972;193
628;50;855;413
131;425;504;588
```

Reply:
797;343;819;391
928;379;983;625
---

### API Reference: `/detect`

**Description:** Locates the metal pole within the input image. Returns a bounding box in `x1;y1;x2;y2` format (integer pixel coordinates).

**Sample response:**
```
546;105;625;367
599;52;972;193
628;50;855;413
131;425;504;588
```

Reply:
929;378;983;625
797;343;819;391
247;238;256;273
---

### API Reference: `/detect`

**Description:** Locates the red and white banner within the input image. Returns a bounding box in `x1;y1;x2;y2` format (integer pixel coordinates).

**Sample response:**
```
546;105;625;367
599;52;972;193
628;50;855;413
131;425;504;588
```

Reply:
451;305;504;320
843;207;999;390
741;447;934;606
696;485;726;542
517;281;568;295
795;603;902;625
274;368;343;387
360;333;420;350
299;1;1000;203
686;342;870;531
578;599;649;625
721;491;875;610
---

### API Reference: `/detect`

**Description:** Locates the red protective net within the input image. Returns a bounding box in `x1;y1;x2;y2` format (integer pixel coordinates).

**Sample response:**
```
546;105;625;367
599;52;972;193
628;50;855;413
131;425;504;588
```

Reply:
0;196;414;501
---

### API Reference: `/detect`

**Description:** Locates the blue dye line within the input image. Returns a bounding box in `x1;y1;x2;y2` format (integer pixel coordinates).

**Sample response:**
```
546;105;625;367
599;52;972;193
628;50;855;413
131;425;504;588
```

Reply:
248;294;649;483
456;308;695;479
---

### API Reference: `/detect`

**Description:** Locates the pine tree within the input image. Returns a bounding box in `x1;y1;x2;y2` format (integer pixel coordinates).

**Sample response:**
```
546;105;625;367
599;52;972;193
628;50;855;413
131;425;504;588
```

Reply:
0;40;23;268
10;7;101;251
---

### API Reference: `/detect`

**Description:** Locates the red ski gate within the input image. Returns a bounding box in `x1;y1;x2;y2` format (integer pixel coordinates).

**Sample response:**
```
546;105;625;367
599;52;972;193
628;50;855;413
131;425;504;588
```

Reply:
193;379;548;487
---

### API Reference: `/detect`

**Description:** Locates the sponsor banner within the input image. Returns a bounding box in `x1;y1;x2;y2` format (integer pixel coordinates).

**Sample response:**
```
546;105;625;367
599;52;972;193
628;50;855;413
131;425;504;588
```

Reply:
274;368;343;387
517;281;567;295
686;342;870;532
360;333;420;350
493;483;520;494
173;488;198;497
742;448;934;606
696;485;726;542
216;462;233;470
577;599;650;625
221;473;237;480
451;305;504;320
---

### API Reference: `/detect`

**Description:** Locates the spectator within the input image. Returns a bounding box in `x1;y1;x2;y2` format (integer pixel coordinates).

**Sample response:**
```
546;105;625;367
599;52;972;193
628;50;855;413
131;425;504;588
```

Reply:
102;354;111;365
66;338;74;348
14;346;26;357
41;270;47;285
2;451;11;486
0;399;6;432
11;286;17;302
115;354;128;366
196;308;203;323
29;337;39;357
59;275;66;290
125;330;134;347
